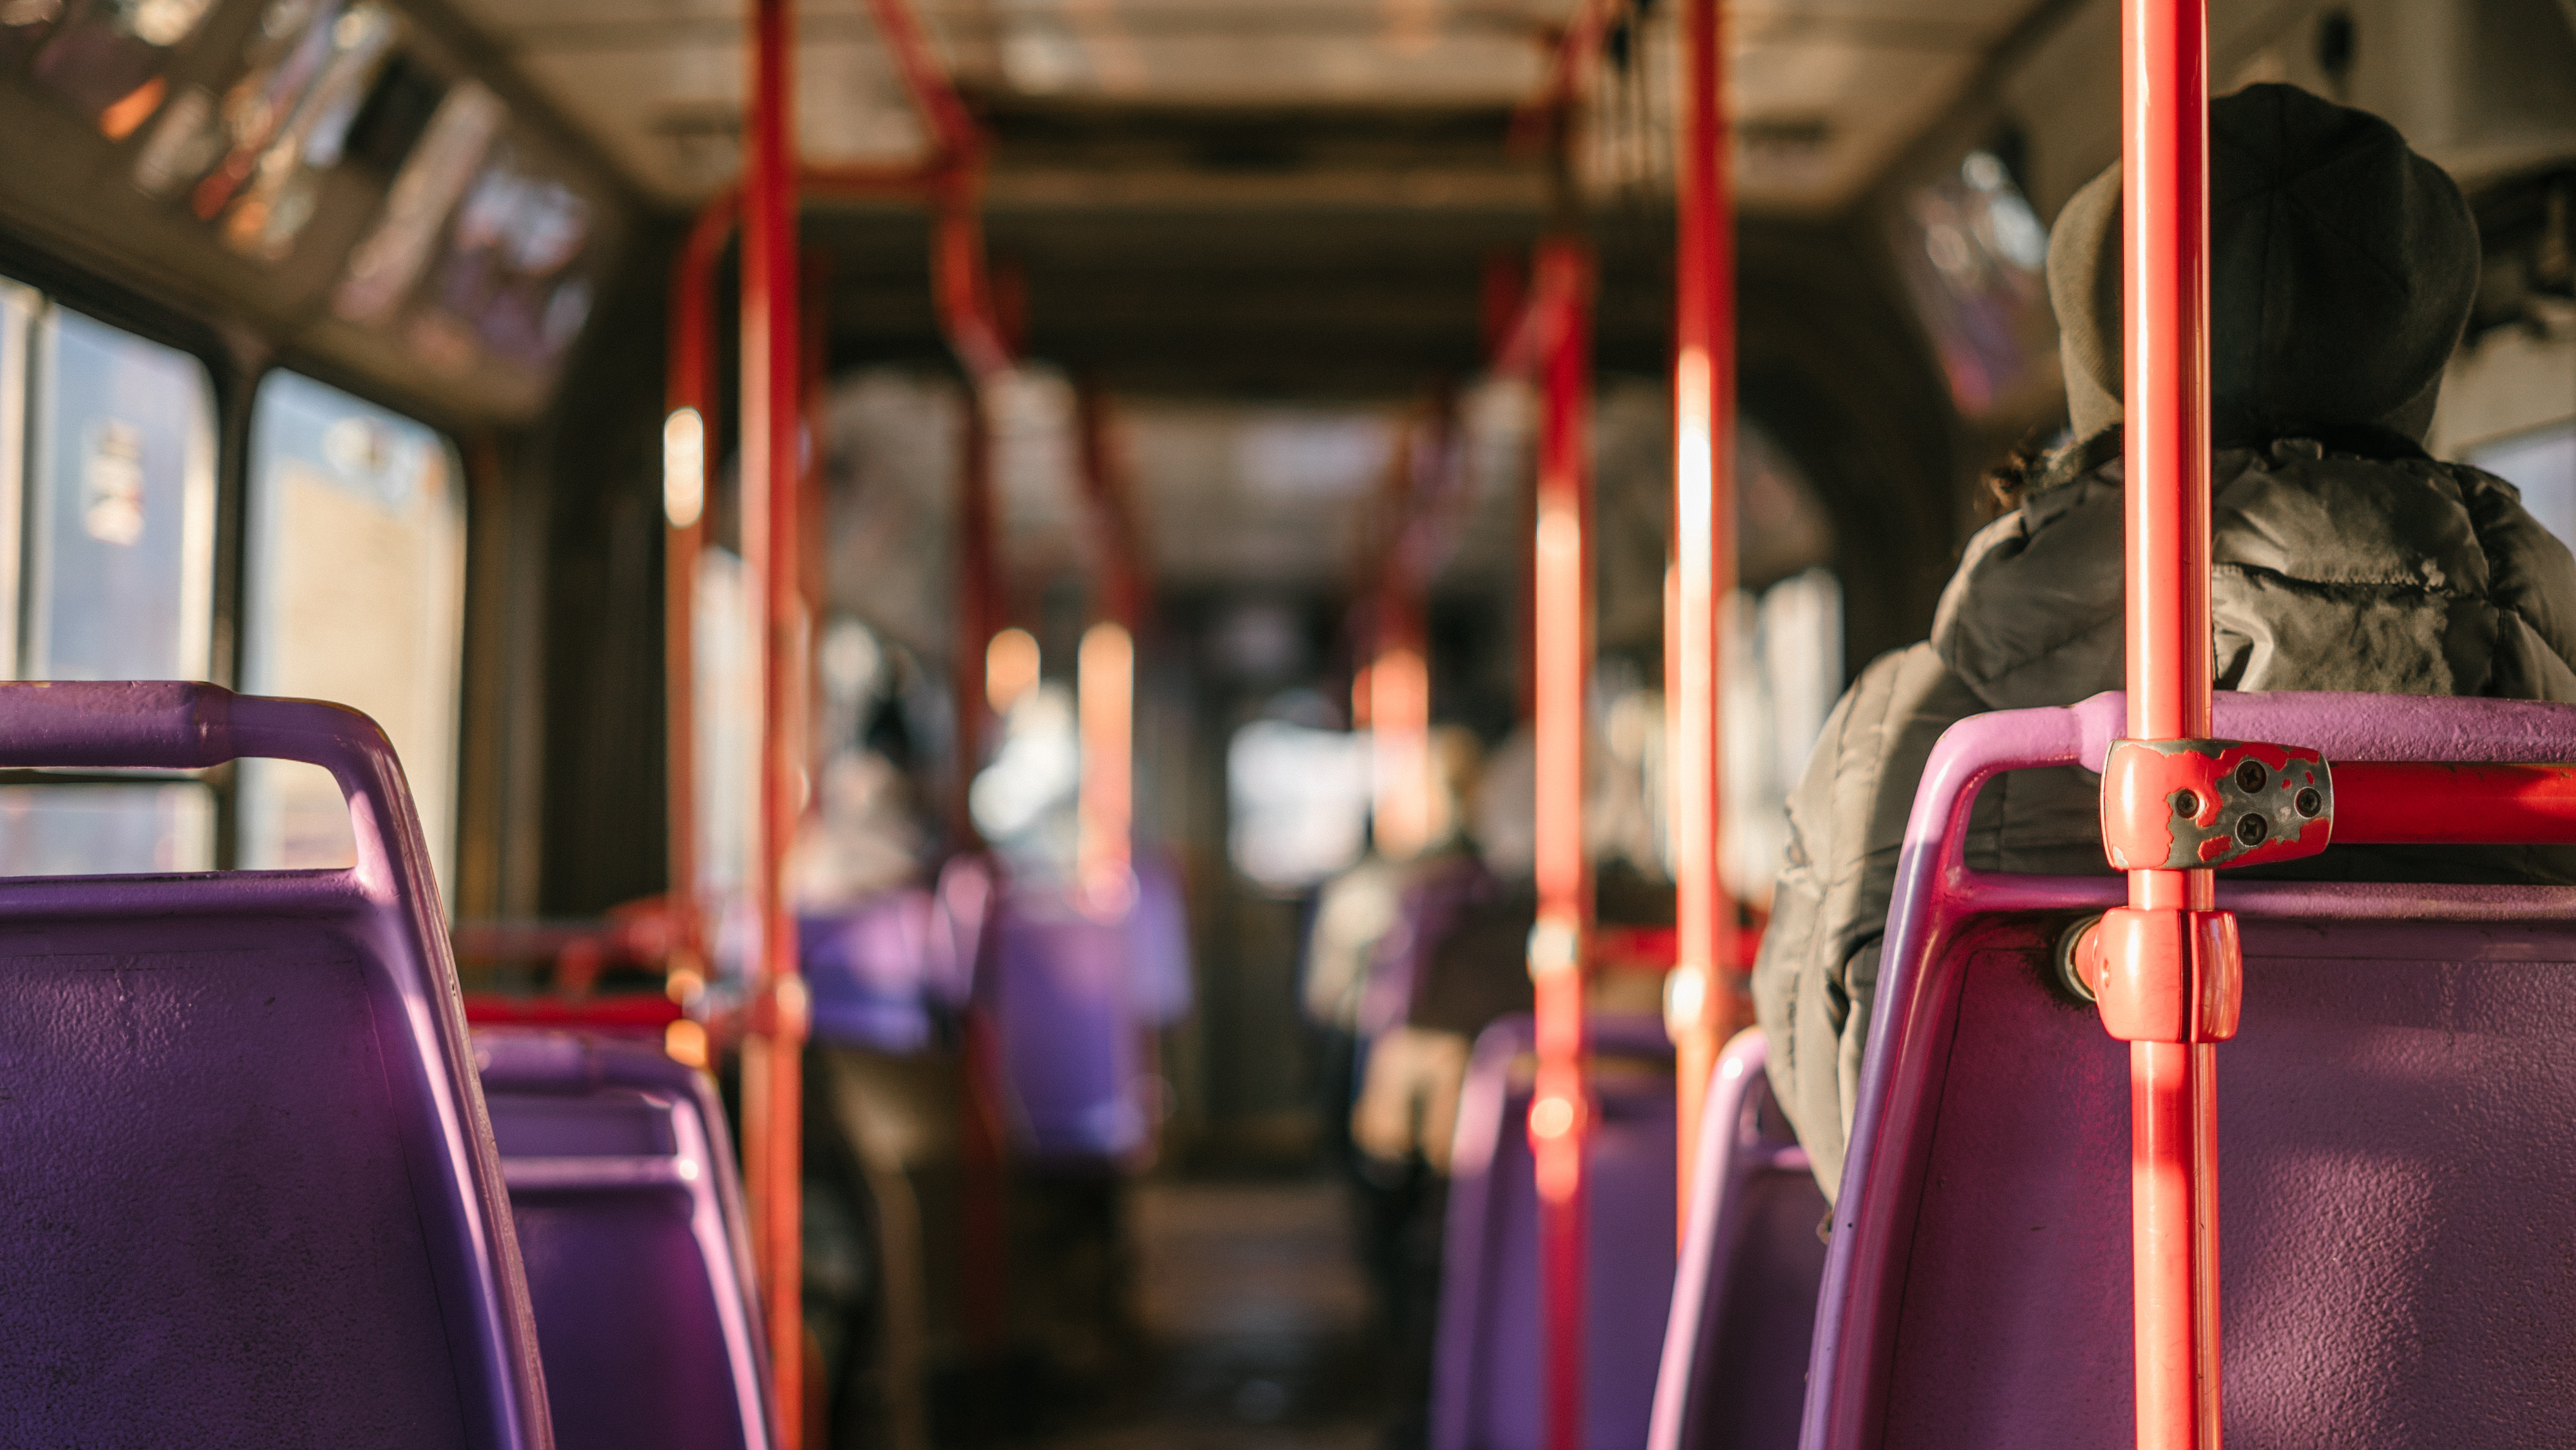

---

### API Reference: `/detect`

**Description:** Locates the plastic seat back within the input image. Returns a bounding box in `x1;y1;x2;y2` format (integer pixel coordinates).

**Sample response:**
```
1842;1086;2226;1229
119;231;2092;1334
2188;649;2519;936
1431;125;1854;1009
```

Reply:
1647;1029;1826;1450
990;889;1144;1161
1809;691;2576;1450
801;887;939;1052
1434;1012;1678;1450
477;1030;772;1450
0;683;548;1449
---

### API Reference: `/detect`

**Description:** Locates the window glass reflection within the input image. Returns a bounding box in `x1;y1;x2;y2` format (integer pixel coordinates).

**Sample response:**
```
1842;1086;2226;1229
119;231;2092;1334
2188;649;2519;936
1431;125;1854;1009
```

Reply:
0;782;215;876
240;370;464;897
26;306;215;682
2472;423;2576;552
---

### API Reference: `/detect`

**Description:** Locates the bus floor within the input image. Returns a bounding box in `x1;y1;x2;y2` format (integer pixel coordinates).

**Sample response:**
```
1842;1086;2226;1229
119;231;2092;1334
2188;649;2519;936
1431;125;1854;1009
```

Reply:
951;1174;1408;1450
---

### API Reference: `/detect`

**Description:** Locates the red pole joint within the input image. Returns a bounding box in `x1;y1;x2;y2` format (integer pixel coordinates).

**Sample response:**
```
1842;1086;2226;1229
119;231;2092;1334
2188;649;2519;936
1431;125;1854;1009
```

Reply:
2099;740;2332;870
2077;908;2241;1044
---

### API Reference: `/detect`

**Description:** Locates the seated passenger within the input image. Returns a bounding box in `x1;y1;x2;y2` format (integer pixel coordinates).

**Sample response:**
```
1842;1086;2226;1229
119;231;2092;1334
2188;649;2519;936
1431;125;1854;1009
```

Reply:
1754;82;2576;1202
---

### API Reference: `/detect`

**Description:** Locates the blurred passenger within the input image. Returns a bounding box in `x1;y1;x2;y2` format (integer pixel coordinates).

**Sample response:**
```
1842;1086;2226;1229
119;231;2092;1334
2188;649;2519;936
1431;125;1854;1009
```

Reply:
1757;84;2576;1203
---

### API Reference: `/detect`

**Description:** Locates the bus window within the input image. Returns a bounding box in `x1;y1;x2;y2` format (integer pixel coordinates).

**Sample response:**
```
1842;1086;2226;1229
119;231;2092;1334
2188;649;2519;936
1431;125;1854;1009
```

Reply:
2473;423;2576;550
0;782;213;875
238;371;466;899
25;306;216;683
0;293;217;876
0;281;28;678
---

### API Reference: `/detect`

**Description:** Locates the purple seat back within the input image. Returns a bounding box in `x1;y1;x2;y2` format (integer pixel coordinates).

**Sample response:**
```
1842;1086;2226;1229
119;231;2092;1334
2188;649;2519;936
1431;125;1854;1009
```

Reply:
0;682;549;1449
1362;855;1493;1038
476;1030;772;1450
990;887;1144;1160
1647;1030;1825;1450
1434;1012;1679;1450
1810;691;2576;1450
802;888;939;1053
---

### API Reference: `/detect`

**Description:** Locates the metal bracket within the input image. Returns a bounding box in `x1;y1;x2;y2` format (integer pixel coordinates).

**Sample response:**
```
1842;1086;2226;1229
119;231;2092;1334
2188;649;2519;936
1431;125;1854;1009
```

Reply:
2071;907;2243;1043
2101;737;2333;870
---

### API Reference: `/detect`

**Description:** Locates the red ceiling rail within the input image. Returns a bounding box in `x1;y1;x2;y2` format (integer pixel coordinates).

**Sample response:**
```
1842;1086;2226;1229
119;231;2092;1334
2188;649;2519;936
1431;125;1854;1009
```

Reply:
1665;0;1734;1240
1508;0;1618;154
739;0;810;1441
2113;3;2220;1448
1489;237;1596;1450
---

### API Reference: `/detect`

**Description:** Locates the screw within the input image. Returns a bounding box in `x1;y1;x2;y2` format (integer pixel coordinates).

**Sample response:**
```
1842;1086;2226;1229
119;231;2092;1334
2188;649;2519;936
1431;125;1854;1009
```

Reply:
2295;787;2323;818
2236;813;2269;846
2234;759;2269;793
2173;789;2200;817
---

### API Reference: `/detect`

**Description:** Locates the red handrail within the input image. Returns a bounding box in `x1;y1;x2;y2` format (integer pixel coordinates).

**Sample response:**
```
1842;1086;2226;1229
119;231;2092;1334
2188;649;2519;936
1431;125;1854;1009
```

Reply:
739;0;810;1441
2117;3;2219;1448
1490;237;1596;1450
2332;762;2576;841
664;191;736;994
1664;0;1735;1237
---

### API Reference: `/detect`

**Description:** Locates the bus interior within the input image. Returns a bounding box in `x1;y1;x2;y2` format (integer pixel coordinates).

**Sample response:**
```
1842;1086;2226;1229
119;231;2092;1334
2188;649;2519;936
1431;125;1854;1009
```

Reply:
0;0;2573;1447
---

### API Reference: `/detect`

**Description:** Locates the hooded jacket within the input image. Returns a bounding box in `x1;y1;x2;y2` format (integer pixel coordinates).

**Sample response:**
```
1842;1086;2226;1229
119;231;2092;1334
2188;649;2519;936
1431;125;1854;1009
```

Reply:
1753;84;2576;1203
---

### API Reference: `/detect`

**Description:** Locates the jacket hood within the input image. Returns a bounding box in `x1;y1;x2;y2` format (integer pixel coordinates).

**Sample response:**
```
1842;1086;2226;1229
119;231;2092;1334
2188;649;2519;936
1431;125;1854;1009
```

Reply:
2048;83;2479;445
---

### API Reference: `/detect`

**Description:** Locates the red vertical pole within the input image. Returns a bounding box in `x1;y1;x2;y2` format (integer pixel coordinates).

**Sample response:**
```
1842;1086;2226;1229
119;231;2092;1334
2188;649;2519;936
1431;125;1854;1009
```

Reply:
1366;412;1433;862
741;0;808;1440
665;194;737;986
2122;2;2219;1447
1526;240;1594;1450
1665;0;1734;1234
951;380;1013;1360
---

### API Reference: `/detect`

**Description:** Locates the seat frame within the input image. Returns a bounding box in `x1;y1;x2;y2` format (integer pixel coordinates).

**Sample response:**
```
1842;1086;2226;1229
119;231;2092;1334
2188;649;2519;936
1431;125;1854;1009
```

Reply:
0;681;550;1448
1807;689;2576;1450
478;1029;774;1450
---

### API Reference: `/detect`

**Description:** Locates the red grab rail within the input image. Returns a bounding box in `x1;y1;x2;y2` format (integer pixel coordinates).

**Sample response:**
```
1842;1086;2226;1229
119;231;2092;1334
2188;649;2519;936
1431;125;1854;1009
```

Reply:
2115;3;2220;1447
739;0;811;1442
1665;0;1735;1237
1508;238;1596;1450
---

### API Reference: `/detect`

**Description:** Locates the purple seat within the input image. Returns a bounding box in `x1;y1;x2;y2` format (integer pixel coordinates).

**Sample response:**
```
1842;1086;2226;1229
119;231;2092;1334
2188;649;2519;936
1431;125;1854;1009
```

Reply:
802;888;940;1052
989;890;1145;1161
1647;1029;1825;1450
476;1030;772;1450
0;682;549;1448
1434;1012;1679;1450
1809;691;2576;1450
984;863;1193;1163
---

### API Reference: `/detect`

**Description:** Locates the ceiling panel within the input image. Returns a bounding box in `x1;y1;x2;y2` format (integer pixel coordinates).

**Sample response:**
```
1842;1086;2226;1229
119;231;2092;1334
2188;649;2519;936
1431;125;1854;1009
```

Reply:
443;0;2050;215
439;0;2054;212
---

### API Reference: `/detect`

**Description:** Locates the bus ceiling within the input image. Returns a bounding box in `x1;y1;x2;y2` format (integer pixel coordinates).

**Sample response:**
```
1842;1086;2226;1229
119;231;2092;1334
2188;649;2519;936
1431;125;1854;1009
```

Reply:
1;1;2570;413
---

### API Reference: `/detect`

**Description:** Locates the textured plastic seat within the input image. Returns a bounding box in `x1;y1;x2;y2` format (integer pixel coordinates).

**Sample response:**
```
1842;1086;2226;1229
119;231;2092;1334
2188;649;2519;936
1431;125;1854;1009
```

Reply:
1808;691;2576;1450
1647;1029;1826;1450
476;1030;772;1450
0;682;549;1449
1434;1012;1679;1450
